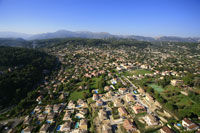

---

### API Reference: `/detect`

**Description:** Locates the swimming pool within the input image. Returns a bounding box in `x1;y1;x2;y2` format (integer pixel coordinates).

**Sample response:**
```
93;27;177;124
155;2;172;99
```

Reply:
177;123;181;127
76;116;81;119
46;120;52;124
75;122;79;128
56;125;61;131
94;90;98;94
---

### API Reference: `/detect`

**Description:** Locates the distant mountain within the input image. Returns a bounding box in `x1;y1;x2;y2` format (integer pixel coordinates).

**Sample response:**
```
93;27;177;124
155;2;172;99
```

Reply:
0;31;32;39
153;36;200;42
29;30;113;40
29;30;200;42
1;30;200;42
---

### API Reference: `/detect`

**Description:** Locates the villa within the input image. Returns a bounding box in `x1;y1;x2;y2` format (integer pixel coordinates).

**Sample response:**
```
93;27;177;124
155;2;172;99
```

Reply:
118;88;127;94
60;121;71;132
132;104;146;114
160;126;174;133
118;107;128;117
125;93;135;103
123;119;137;132
182;118;199;131
79;119;88;131
40;124;50;133
143;114;158;126
63;110;71;121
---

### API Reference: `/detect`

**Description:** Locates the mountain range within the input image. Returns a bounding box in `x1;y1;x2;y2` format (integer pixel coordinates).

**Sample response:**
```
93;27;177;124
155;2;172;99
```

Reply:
0;30;199;42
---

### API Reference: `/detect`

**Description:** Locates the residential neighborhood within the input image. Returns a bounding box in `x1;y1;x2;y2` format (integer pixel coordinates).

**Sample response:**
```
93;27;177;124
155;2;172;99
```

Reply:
0;40;199;133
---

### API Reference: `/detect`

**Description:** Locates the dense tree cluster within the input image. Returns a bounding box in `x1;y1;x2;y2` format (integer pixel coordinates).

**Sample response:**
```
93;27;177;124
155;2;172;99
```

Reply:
0;46;57;108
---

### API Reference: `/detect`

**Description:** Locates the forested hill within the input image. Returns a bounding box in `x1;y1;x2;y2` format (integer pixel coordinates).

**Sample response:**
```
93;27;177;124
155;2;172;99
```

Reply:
0;38;32;48
0;46;57;109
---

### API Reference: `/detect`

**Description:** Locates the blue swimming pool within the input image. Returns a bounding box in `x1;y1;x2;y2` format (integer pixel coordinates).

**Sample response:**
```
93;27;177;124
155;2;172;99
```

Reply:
46;120;52;124
76;116;81;119
30;111;35;115
94;90;98;94
36;121;40;124
177;123;181;127
75;122;79;128
134;90;137;94
56;125;61;131
76;105;82;108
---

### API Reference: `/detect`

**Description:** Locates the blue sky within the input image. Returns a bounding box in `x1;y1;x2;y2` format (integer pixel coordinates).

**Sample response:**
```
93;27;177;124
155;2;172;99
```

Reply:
0;0;199;37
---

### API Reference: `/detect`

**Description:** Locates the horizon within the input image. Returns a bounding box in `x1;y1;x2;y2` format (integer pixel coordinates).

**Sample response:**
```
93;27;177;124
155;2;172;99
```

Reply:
0;29;200;38
0;0;200;37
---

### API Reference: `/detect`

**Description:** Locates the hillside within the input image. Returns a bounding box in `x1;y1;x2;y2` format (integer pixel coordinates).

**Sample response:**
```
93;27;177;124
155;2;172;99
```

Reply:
0;46;57;109
0;38;32;48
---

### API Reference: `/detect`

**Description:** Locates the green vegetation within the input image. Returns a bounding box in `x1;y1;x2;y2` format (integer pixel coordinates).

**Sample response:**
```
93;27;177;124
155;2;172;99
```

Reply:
0;46;57;109
148;84;164;93
0;38;32;48
69;90;89;101
112;107;120;119
123;69;153;76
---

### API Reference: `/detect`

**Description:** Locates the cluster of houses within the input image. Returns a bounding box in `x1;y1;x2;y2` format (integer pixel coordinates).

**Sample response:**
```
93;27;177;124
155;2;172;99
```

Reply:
12;44;199;133
21;98;90;133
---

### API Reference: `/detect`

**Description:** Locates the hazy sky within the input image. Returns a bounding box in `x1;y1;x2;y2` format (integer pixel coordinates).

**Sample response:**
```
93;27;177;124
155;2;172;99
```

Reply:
0;0;199;37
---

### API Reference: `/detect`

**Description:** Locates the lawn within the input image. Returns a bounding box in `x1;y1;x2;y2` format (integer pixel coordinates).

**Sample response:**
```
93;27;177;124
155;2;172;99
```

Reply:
148;83;164;93
123;69;153;76
69;90;89;101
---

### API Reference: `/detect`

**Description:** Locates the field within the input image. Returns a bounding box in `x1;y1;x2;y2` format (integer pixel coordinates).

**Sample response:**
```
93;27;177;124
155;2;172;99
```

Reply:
69;90;89;101
148;84;164;93
123;69;153;76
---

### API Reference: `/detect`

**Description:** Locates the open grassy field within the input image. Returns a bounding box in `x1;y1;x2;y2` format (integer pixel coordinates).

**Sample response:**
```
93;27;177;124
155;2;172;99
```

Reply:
69;90;89;101
123;69;153;76
148;83;164;93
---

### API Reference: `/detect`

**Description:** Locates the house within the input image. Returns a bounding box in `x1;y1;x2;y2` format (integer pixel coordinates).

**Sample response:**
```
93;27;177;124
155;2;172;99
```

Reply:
68;100;75;109
132;104;146;114
171;79;184;86
36;95;43;103
45;105;53;113
79;108;88;116
111;78;117;84
47;112;55;123
40;124;50;133
118;88;127;94
123;119;137;132
98;109;107;121
77;99;87;107
105;91;114;98
63;110;71;121
34;106;42;113
138;88;145;95
104;86;110;91
60;121;71;132
182;118;199;131
23;126;33;133
113;98;122;107
125;93;135;103
182;118;193;127
23;116;32;125
102;121;112;133
118;107;128;117
96;99;103;107
92;94;99;101
145;93;154;103
143;114;158;126
160;126;174;133
37;113;46;121
53;104;61;113
79;119;88;131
